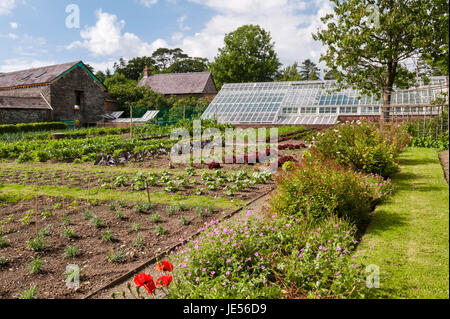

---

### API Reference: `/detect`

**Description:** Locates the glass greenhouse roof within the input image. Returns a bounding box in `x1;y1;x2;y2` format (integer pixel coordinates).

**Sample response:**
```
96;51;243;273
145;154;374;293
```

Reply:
201;77;448;124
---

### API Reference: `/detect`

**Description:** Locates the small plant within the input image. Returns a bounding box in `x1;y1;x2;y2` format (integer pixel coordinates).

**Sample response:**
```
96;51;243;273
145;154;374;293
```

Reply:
135;202;153;214
194;206;204;217
41;210;53;219
29;255;43;274
38;226;52;237
207;205;215;214
150;213;162;223
27;236;45;252
103;229;115;242
91;215;103;228
176;203;186;212
20;210;35;226
155;226;167;236
0;256;9;267
64;228;76;239
131;223;141;232
52;203;62;210
108;249;126;263
61;216;72;226
194;188;204;196
115;209;124;220
135;235;144;247
118;200;129;208
167;205;176;216
109;203;116;211
180;216;189;226
0;235;11;248
83;210;94;220
18;285;38;299
64;246;79;259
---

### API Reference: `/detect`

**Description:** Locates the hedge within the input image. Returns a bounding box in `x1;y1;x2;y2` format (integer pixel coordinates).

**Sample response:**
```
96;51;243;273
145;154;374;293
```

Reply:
0;122;68;134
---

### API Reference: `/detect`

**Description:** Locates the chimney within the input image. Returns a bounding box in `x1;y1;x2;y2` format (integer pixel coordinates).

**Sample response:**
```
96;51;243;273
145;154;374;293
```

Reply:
144;66;150;78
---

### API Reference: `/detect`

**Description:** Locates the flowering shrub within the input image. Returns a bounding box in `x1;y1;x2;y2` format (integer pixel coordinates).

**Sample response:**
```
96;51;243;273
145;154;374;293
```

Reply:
166;211;367;299
310;120;410;177
270;160;392;228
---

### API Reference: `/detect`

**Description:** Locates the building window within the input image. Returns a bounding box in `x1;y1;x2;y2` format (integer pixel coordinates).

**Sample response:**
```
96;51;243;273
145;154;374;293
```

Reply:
75;91;84;107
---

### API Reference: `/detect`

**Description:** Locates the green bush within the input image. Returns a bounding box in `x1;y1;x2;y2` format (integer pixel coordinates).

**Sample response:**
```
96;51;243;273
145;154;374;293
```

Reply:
270;160;392;229
0;122;67;134
310;120;409;177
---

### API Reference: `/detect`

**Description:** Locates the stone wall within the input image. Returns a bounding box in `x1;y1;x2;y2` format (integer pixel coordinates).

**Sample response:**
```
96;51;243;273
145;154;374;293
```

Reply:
50;66;106;124
0;109;50;124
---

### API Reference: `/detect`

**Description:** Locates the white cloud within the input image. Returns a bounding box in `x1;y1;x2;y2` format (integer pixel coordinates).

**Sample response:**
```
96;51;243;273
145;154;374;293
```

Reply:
139;0;158;8
0;0;16;15
176;0;331;66
0;58;56;73
86;60;117;73
9;21;18;29
7;32;17;39
177;15;191;31
67;10;168;59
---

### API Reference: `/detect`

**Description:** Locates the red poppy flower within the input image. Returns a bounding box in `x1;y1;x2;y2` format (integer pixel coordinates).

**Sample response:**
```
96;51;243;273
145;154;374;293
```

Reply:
134;272;154;288
144;279;156;295
156;274;173;287
156;260;174;272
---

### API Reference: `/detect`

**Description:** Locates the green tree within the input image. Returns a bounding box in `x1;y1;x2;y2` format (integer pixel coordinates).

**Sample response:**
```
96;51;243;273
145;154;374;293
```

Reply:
152;48;189;72
105;73;168;115
95;70;106;83
277;62;303;81
210;24;282;89
168;57;209;73
113;56;155;81
299;59;321;80
313;0;449;122
324;69;340;80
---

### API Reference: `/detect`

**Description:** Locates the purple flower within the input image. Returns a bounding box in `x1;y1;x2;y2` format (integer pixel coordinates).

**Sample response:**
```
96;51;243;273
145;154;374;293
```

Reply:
255;252;259;257
226;271;230;276
211;271;216;275
261;266;265;270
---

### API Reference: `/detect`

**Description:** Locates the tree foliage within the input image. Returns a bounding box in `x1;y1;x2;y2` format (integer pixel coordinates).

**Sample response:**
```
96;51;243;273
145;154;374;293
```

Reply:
313;0;448;121
210;24;281;89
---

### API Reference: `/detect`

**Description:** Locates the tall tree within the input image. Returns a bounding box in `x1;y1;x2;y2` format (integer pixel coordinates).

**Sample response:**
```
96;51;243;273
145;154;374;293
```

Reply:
168;57;209;73
113;56;155;81
210;24;281;89
299;59;321;80
152;48;189;72
324;69;340;81
277;62;303;81
313;0;449;121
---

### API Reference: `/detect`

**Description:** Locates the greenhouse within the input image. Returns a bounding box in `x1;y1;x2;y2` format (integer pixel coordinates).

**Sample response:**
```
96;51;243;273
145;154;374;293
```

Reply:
201;76;449;125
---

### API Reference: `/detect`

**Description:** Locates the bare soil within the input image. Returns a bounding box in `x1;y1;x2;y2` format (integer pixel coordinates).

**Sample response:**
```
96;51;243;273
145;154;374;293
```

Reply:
0;197;244;299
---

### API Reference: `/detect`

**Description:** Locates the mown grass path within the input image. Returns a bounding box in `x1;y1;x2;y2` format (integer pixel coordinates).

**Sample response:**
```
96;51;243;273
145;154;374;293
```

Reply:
357;148;449;299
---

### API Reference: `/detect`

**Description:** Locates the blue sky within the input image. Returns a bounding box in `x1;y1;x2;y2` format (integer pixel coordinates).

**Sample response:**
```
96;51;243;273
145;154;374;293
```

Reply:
0;0;332;73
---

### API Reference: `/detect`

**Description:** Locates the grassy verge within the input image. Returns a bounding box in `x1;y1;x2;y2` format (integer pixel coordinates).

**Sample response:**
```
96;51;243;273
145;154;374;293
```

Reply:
0;183;243;211
357;147;449;299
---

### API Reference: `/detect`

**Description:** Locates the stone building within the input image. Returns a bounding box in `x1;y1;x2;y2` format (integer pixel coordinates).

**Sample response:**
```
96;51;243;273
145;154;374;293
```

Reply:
138;67;218;99
0;61;107;125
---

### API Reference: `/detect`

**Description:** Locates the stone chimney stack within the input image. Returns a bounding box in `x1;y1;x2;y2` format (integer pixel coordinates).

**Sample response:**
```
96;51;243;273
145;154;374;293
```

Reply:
143;66;150;78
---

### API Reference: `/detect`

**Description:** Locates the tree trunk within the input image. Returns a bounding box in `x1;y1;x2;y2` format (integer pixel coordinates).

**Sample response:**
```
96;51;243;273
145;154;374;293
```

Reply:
382;89;392;122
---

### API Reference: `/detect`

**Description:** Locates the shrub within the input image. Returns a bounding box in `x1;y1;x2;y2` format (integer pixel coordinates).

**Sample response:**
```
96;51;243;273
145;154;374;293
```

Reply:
310;120;409;177
270;160;391;228
166;211;367;299
27;236;45;252
29;255;43;274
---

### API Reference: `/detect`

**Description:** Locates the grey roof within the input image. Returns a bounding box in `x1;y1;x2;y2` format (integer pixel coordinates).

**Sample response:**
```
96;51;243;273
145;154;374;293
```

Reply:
138;72;217;95
0;61;80;89
0;96;51;110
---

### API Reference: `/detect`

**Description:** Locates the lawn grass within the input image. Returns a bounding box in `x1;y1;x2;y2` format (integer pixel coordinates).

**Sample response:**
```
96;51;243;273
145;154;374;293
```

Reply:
0;183;243;211
357;147;449;299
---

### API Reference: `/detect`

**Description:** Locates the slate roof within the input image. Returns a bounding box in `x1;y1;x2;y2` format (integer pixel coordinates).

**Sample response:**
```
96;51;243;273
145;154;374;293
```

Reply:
138;72;217;95
0;96;51;110
0;61;80;89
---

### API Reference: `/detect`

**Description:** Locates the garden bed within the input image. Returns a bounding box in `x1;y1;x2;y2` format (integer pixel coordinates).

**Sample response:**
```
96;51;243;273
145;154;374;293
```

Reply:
0;197;245;299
